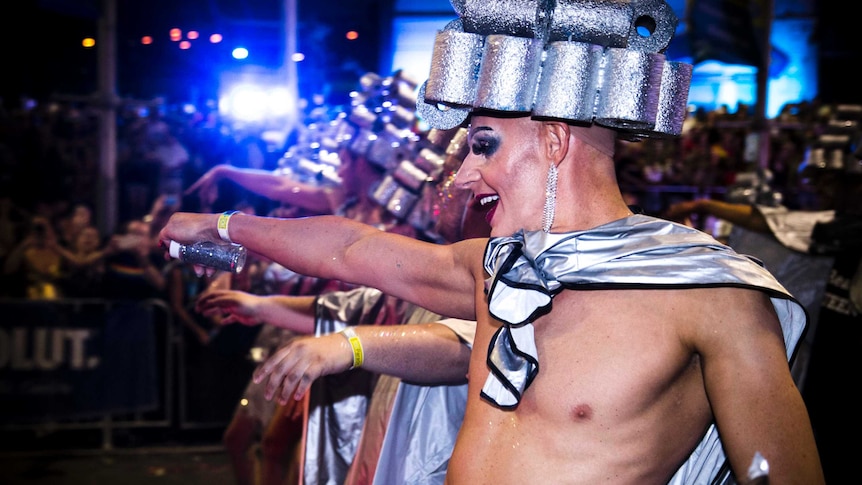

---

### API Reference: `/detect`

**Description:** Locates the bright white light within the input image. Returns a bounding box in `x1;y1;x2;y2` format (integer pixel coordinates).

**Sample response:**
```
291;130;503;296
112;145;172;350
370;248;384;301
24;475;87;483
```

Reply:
223;84;268;122
232;47;249;60
267;87;293;117
220;83;297;123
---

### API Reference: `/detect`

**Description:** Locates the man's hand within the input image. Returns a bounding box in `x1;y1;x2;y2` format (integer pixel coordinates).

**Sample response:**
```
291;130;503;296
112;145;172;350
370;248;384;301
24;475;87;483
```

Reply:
184;165;226;208
196;289;265;326
253;333;355;405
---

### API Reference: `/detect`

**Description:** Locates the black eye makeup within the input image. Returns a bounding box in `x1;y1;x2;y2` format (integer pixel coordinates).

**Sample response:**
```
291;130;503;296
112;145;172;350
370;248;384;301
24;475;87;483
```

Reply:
469;133;499;157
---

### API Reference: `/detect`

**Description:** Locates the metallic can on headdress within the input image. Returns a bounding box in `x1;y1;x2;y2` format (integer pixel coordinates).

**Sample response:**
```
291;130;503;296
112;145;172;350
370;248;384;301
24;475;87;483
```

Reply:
416;0;693;139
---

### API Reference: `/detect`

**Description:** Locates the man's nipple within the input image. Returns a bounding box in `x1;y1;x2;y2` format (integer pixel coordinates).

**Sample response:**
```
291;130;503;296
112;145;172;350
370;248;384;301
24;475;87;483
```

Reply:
571;403;593;421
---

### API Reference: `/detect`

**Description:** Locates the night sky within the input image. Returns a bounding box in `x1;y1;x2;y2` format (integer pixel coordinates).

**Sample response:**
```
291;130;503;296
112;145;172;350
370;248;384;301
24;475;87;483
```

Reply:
0;0;390;105
2;1;861;107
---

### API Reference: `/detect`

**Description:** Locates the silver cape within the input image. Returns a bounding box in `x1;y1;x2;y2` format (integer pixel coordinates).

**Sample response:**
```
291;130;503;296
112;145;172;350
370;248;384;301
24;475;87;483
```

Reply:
480;214;808;485
303;288;474;485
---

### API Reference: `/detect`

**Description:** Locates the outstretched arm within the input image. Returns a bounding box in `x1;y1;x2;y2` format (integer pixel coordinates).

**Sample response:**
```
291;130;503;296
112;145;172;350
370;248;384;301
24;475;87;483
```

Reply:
254;320;473;405
195;289;316;333
158;212;483;320
185;165;336;214
664;199;770;234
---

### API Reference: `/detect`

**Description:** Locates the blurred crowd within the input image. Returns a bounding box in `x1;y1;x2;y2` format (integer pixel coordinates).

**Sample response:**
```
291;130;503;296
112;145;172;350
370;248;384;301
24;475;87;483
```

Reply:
1;83;855;302
2;71;861;483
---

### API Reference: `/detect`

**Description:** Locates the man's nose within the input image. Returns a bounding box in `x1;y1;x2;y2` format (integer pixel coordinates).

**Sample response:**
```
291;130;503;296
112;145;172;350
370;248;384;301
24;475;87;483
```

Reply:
453;156;478;189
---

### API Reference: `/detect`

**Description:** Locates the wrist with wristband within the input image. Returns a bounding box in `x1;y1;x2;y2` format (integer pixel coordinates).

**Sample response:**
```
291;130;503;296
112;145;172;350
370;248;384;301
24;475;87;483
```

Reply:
340;327;364;370
217;210;240;243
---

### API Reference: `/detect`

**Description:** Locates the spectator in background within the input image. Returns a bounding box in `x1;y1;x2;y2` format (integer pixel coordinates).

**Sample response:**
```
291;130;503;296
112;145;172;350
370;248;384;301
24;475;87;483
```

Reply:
56;202;94;249
101;218;166;301
54;225;109;298
146;130;190;201
3;215;64;299
0;192;31;295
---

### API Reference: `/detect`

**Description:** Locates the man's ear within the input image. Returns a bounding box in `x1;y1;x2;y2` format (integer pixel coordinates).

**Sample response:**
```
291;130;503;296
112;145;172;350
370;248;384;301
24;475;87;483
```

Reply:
542;121;570;164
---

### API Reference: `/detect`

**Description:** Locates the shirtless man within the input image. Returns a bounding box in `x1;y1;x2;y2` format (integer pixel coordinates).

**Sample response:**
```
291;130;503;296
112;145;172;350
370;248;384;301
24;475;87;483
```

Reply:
159;112;822;484
159;1;823;482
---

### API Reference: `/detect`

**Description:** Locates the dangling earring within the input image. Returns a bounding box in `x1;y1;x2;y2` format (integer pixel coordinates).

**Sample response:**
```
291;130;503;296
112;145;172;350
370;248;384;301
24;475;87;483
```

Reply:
542;163;557;233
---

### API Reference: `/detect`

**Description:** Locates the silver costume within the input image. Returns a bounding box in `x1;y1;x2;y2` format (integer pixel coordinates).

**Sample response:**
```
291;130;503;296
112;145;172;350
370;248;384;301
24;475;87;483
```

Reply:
480;214;808;485
303;287;474;485
302;215;808;485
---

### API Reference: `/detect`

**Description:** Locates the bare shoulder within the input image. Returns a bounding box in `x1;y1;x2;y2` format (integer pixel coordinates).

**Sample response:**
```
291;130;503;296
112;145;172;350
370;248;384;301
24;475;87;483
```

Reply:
452;238;489;267
672;286;784;353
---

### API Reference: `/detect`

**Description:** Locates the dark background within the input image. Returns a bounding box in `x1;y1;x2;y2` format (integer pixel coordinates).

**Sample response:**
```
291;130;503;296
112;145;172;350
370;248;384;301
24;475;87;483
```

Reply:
1;1;861;107
0;0;393;105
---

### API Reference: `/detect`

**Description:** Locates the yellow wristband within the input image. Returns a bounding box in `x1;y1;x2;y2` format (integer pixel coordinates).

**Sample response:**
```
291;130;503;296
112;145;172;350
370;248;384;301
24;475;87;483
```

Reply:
217;210;239;243
340;327;364;369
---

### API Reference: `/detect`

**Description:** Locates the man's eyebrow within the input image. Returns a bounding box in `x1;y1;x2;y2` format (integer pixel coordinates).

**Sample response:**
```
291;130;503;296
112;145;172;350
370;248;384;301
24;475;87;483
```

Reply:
468;126;493;137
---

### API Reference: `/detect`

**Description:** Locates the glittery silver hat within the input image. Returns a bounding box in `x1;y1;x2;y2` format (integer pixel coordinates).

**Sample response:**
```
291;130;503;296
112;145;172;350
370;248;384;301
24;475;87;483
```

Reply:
416;0;693;139
277;71;474;241
371;126;472;242
276;71;422;185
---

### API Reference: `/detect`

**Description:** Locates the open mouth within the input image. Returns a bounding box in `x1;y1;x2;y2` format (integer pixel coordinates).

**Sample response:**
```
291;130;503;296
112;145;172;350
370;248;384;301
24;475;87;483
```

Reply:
476;194;499;224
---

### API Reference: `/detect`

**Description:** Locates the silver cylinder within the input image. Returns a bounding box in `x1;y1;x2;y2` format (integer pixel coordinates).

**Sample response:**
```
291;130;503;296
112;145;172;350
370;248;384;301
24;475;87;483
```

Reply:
476;35;543;112
533;41;603;121
426;29;484;106
595;48;664;130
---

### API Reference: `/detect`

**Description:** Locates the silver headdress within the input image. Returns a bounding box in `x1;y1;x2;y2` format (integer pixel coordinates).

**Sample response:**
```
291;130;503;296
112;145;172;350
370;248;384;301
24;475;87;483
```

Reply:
416;0;693;139
276;71;474;241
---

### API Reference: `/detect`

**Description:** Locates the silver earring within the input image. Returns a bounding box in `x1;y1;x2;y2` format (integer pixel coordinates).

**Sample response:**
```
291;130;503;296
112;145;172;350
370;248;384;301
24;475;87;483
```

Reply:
542;164;557;233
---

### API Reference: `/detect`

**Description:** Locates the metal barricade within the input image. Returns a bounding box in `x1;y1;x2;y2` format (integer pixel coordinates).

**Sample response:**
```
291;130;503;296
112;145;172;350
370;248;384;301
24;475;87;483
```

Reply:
0;298;174;450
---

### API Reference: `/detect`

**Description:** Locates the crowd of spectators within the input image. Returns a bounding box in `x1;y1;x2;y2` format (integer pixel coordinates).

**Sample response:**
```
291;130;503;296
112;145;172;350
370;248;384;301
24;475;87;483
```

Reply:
0;94;846;302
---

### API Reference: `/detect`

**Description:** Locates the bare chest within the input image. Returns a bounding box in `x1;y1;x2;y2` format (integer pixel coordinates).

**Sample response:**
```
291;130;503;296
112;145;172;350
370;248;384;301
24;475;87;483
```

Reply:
470;288;706;428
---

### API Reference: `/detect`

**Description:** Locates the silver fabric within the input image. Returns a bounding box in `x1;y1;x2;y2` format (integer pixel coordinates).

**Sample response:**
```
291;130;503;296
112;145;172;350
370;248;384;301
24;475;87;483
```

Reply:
305;290;474;485
393;160;432;193
370;380;469;485
416;0;692;137
480;214;808;485
649;60;694;139
457;0;544;38
370;318;474;485
626;0;678;52
385;187;419;219
413;148;446;178
304;287;421;485
371;175;402;208
549;0;632;46
757;205;836;253
426;29;484;107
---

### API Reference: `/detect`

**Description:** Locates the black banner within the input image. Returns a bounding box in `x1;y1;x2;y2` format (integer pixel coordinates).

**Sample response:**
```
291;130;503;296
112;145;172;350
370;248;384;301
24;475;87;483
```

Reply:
0;300;159;423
